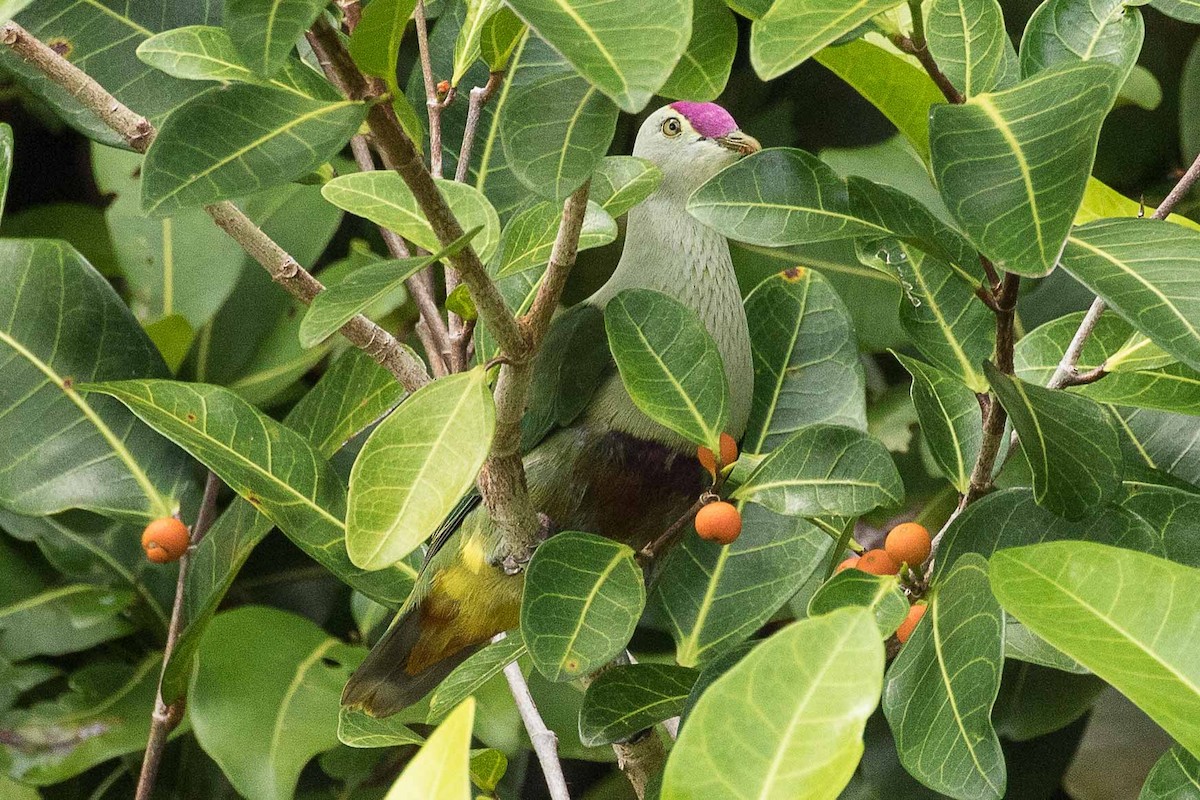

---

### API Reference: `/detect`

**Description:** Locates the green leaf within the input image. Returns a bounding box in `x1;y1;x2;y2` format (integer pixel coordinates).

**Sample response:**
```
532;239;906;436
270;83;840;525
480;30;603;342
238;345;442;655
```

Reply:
990;541;1200;760
605;288;730;450
80;380;413;605
1121;484;1200;569
321;171;502;263
807;570;910;637
142;86;365;215
883;555;1006;800
1015;311;1200;416
1004;619;1088;674
0;585;136;661
1020;0;1144;83
505;0;691;112
687;148;885;247
453;0;503;86
652;502;830;667
161;349;409;703
499;70;619;202
347;368;495;570
224;0;327;78
1113;407;1200;488
1061;218;1200;373
591;156;663;217
662;608;884;800
0;655;165;785
428;632;527;722
750;0;901;80
0;239;192;520
494;200;616;278
0;121;11;221
470;749;508;793
659;0;737;101
383;698;474;800
300;228;480;347
1150;0;1200;23
480;7;526;70
733;424;904;518
847;176;980;275
190;606;366;800
338;706;425;748
985;362;1123;518
1140;746;1200;800
934;486;1158;579
930;62;1120;276
137;25;337;98
579;664;696;746
349;0;416;79
895;354;982;493
520;304;610;451
743;268;867;455
993;662;1105;741
927;0;1016;97
520;531;645;682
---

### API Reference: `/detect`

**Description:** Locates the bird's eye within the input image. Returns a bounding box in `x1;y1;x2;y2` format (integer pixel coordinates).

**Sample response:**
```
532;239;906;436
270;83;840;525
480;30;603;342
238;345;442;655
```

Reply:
661;117;682;137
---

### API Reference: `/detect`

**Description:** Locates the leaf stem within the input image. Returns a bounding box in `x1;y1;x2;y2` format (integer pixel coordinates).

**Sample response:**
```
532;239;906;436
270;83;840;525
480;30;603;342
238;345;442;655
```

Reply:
0;21;432;393
134;471;221;800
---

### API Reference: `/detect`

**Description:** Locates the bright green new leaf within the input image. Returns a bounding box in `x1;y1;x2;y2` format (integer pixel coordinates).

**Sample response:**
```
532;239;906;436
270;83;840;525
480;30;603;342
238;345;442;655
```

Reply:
884;555;1006;800
742;268;867;455
662;608;884;800
480;8;526;70
1061;218;1200;373
605;288;730;451
349;0;416;79
505;0;691;112
1020;0;1145;82
985;362;1123;519
750;0;900;81
141;86;365;215
579;664;697;746
499;70;619;202
224;0;327;78
927;0;1018;97
653;502;829;666
521;531;645;682
453;0;503;86
190;607;366;800
80;380;413;605
301;228;480;347
807;570;909;637
347;368;495;570
428;633;526;722
930;61;1120;276
591;156;663;217
384;699;474;800
990;541;1200;760
660;0;737;101
322;172;502;263
1139;746;1200;800
733;424;904;518
494;201;616;278
688;148;885;247
895;353;982;493
470;749;508;793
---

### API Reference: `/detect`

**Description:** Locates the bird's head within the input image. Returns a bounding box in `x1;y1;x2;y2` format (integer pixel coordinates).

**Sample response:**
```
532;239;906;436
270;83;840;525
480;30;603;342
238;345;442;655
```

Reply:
632;102;761;198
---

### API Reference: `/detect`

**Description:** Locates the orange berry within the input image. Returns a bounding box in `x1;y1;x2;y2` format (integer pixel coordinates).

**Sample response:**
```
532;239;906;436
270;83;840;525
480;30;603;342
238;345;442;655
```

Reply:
835;556;859;574
885;522;932;568
695;501;742;545
141;517;190;564
896;603;927;644
697;433;739;479
856;548;900;576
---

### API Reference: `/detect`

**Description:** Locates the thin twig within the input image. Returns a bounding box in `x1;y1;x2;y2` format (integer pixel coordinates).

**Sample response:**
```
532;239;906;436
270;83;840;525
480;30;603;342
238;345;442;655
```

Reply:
892;33;964;105
135;472;221;800
637;493;707;566
501;647;570;800
413;0;448;178
0;21;432;393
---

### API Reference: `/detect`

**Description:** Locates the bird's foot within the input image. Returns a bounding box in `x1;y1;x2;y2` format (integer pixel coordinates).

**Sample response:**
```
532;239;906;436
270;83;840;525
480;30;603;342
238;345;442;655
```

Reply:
498;512;558;575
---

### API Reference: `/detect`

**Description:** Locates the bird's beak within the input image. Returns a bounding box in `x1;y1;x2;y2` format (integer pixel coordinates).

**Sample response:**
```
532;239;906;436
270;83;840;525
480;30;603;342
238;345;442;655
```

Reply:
716;131;761;156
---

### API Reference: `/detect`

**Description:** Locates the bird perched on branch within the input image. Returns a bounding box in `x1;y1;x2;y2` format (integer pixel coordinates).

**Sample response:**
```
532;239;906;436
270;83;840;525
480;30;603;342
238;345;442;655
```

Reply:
343;102;761;716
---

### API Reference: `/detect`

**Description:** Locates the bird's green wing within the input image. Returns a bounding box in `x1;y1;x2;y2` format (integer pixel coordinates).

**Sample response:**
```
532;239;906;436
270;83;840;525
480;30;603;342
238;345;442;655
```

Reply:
520;303;612;452
420;491;481;571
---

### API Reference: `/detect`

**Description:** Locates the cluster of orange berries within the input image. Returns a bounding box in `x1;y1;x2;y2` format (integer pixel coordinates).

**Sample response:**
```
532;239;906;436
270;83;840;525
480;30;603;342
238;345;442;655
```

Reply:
141;517;190;564
694;434;742;545
837;521;932;643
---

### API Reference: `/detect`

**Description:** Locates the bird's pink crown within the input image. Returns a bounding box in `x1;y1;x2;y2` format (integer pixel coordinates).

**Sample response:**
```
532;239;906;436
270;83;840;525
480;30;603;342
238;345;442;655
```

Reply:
669;101;738;138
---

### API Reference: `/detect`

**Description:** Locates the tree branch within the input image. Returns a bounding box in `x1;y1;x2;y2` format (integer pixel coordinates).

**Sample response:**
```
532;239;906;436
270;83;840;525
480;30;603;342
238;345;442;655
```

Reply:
501;648;571;800
413;0;451;179
0;21;432;393
135;471;221;800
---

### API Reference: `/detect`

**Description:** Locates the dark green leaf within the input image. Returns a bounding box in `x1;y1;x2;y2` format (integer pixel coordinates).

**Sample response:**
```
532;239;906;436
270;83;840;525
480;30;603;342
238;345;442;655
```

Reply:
659;0;736;101
743;268;867;455
750;0;901;80
1139;746;1200;800
0;585;135;661
224;0;327;78
990;541;1200;759
520;531;645;682
930;62;1120;276
579;663;696;746
1113;407;1200;488
895;354;982;493
733;424;904;518
521;304;611;451
993;662;1105;741
1020;0;1144;82
883;555;1005;800
986;362;1123;518
349;0;416;80
1121;484;1200;569
927;0;1016;97
808;570;910;637
1150;0;1200;23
